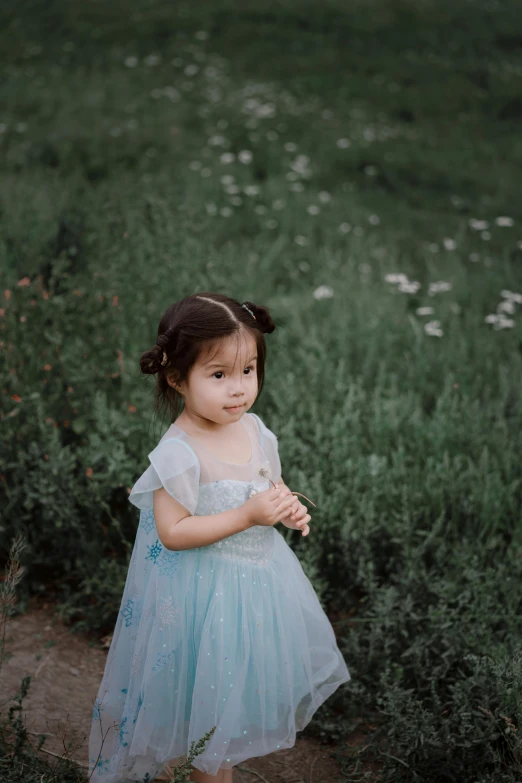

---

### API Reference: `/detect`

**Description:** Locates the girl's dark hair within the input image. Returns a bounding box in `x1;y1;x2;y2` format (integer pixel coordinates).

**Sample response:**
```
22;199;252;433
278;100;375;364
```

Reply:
139;292;276;424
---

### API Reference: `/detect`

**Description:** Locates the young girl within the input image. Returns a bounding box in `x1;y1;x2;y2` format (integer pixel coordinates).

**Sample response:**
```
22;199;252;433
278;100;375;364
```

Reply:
88;292;351;783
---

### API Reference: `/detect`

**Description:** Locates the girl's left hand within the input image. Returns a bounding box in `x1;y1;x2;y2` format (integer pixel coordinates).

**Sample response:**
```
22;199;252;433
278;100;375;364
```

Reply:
276;482;311;536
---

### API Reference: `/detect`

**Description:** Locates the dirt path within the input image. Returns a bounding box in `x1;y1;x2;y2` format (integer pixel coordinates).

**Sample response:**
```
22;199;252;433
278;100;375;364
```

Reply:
0;597;370;783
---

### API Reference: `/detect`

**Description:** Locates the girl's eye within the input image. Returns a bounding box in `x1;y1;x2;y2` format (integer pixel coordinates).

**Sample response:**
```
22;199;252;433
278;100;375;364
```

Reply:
212;366;254;379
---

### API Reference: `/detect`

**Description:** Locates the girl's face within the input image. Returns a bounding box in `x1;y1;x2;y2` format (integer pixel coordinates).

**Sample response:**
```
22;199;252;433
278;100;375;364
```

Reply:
172;330;259;427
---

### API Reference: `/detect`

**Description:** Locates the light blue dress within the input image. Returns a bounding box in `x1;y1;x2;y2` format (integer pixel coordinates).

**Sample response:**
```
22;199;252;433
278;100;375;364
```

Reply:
88;412;351;781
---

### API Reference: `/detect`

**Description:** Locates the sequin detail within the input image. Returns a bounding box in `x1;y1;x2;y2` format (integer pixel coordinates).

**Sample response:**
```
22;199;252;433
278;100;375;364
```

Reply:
194;480;275;565
156;595;181;631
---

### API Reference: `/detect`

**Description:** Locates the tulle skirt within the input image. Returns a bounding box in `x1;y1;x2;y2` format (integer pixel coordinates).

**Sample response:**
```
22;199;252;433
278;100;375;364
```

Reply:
88;518;351;780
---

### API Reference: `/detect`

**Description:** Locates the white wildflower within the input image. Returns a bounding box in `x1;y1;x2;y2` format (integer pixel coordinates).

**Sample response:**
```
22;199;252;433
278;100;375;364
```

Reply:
220;207;233;217
294;235;309;246
481;231;491;240
208;135;226;146
443;237;457;250
220;152;235;164
498;299;515;314
368;214;380;225
244;185;260;197
399;280;421;294
124;56;139;68
272;199;286;210
495;216;514;227
220;174;235;185
364;165;377;176
318;191;331;203
307;205;320;215
266;219;278;229
416;306;435;316
284;142;297;152
184;64;199;77
468;219;489;230
428;281;452;296
384;273;408;284
238;150;253;164
313;285;334;300
424;320;443;337
500;290;522;304
195;30;208;40
339;222;352;233
336;138;351;148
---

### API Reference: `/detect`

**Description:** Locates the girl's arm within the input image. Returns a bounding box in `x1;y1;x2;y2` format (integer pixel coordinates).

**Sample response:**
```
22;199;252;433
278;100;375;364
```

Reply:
154;487;253;551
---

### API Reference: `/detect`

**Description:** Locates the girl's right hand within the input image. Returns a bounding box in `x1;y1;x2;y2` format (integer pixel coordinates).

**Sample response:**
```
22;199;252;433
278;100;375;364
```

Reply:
244;486;298;528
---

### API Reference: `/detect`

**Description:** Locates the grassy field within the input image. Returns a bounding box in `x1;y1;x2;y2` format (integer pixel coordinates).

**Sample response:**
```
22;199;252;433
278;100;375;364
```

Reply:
1;0;522;780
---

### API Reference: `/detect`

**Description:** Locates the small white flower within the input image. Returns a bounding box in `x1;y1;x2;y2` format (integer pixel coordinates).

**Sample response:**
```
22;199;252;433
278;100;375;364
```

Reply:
238;150;253;164
184;64;199;77
495;216;514;227
313;285;334;300
368;214;380;225
364;165;378;176
220;207;233;217
220;152;235;164
272;199;286;210
307;205;320;215
468;218;489;230
244;185;260;197
124;56;139;68
500;289;522;304
224;184;240;195
416;306;435;316
384;273;408;284
469;252;480;262
284;142;297;152
428;281;452;296
205;202;217;215
498;299;515;314
318;191;331;203
443;237;457;250
336;138;351;148
339;222;352;234
399;280;421;294
220;174;235;185
265;219;278;229
481;231;491;241
294;235;309;246
424;320;443;337
254;204;267;214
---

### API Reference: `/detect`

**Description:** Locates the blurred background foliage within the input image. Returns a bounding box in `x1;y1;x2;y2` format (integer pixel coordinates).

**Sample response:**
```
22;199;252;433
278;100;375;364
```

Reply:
1;0;522;780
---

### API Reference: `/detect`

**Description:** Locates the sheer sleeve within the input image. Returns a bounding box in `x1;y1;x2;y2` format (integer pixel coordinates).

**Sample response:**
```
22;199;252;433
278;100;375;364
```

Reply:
249;413;282;485
128;437;200;515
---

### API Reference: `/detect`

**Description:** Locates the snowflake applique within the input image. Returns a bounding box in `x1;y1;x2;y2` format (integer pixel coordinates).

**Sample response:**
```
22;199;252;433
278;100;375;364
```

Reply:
157;549;181;578
132;692;144;725
156;595;181;631
142;605;156;620
92;697;106;723
118;715;129;747
90;755;110;773
140;508;155;534
120;599;134;627
145;539;162;565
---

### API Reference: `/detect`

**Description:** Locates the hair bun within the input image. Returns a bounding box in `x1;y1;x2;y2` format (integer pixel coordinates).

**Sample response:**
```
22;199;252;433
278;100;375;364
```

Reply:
244;301;275;334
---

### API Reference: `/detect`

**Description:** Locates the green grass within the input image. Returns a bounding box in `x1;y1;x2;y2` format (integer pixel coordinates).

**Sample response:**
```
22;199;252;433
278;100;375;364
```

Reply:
1;0;522;780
